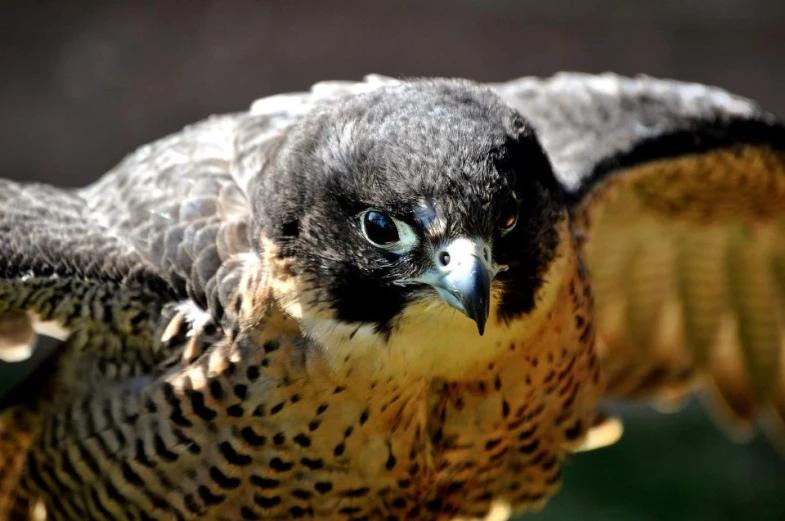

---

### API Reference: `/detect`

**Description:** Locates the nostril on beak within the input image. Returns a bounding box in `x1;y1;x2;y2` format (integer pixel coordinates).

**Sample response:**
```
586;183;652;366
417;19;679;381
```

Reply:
423;238;496;335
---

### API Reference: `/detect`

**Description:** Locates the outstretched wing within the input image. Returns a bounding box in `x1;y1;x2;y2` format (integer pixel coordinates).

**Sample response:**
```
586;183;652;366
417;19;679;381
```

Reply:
0;110;311;519
0;81;369;404
493;72;785;442
0;178;179;411
0;180;176;359
78;114;254;321
0;109;301;401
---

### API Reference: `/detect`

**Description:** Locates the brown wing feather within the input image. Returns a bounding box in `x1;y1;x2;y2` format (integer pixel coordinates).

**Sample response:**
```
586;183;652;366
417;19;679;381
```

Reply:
576;146;785;443
489;72;785;444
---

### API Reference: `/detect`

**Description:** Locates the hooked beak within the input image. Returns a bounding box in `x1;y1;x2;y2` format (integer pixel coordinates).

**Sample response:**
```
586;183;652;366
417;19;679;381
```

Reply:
411;238;498;335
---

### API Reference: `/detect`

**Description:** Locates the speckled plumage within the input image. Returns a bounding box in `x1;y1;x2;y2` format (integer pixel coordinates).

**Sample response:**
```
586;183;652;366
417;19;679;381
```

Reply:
1;72;784;521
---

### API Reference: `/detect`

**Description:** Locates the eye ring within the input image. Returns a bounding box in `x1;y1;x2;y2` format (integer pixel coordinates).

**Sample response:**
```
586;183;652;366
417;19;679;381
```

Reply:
499;192;519;235
359;209;419;253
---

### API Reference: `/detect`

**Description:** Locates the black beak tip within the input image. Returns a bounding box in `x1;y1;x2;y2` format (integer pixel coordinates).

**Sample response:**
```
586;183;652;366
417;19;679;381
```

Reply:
476;320;486;336
437;254;494;337
467;301;488;336
461;265;492;337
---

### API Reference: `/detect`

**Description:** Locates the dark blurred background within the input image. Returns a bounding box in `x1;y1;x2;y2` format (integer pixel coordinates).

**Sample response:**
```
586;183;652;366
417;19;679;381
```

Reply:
1;1;784;519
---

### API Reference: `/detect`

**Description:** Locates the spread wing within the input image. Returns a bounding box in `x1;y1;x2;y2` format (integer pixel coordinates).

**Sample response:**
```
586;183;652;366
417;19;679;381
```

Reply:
0;79;374;405
0;110;300;403
493;72;785;443
0;180;175;360
0;110;312;519
79;114;254;320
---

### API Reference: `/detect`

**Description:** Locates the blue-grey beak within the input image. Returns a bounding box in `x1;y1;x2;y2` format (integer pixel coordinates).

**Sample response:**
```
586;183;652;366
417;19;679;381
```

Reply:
414;238;497;335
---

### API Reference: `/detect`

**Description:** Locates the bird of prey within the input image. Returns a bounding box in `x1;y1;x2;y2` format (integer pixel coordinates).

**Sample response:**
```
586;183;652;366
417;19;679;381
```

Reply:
0;72;783;521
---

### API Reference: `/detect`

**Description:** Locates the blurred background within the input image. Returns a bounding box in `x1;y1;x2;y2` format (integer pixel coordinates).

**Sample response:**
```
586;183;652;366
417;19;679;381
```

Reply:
1;1;784;519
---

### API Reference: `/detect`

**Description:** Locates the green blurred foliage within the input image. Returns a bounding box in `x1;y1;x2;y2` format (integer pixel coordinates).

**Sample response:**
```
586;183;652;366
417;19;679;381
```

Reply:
526;401;785;521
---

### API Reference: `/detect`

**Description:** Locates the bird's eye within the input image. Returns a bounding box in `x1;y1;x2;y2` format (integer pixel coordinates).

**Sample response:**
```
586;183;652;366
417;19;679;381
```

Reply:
499;193;519;235
360;210;418;253
363;211;399;245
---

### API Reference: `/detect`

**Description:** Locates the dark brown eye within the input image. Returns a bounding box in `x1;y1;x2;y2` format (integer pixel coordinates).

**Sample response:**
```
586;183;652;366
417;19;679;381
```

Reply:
499;194;518;234
359;209;419;253
362;211;400;246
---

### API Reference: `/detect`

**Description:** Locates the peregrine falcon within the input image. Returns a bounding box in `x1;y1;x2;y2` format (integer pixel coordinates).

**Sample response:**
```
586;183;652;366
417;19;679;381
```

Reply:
0;72;783;521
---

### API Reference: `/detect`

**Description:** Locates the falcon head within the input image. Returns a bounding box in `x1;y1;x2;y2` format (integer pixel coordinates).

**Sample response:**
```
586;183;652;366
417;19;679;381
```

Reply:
251;79;569;377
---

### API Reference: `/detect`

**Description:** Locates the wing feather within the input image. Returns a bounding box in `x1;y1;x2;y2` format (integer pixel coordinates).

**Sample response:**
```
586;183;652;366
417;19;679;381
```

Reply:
0;179;175;343
0;112;293;401
492;72;785;442
0;179;178;402
78;113;293;322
